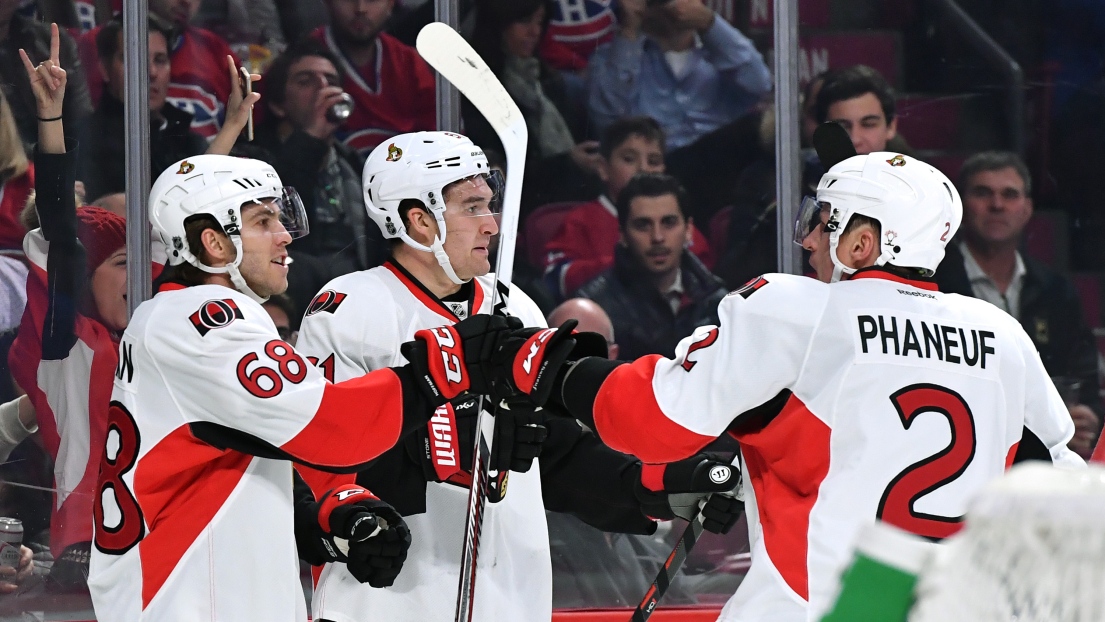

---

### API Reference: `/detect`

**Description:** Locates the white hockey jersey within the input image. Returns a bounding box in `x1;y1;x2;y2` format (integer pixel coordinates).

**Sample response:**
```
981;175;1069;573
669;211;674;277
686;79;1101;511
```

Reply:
296;260;552;622
581;269;1083;622
89;283;418;622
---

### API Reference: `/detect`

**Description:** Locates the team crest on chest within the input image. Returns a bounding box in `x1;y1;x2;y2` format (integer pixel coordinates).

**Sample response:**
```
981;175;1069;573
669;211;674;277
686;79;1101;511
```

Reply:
189;299;244;336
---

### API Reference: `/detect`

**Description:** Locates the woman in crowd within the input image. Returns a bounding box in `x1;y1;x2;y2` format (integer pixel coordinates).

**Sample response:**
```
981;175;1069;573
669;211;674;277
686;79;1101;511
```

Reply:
7;24;256;591
467;0;601;214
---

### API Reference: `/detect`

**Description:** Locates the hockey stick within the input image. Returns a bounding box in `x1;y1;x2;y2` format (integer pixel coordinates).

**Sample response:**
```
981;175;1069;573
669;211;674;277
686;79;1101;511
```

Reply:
415;22;528;622
632;510;707;622
630;457;743;622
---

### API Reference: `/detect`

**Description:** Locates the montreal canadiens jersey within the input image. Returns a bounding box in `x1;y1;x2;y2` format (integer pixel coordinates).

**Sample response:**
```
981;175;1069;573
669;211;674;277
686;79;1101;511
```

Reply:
311;28;436;157
296;261;552;622
89;283;413;622
165;27;237;139
585;269;1083;622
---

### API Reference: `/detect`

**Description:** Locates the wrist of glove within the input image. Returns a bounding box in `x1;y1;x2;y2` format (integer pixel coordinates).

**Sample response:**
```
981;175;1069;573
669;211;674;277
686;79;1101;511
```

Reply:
400;315;522;406
311;485;412;587
632;453;744;534
485;320;609;406
409;397;548;488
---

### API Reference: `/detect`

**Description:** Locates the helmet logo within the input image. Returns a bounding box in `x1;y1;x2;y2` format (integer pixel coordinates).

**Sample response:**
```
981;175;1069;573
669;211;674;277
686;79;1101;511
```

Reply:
885;230;899;246
177;160;195;174
887;155;907;167
386;143;403;162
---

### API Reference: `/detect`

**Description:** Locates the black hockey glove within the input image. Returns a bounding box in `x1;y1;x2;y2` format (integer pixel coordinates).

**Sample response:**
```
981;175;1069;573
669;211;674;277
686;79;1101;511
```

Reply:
410;397;547;487
633;453;744;534
312;485;411;588
482;321;608;406
47;541;90;592
400;315;523;405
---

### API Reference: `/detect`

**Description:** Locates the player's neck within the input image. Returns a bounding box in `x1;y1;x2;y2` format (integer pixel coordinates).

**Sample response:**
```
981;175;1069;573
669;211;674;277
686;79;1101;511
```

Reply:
392;247;462;299
202;273;234;289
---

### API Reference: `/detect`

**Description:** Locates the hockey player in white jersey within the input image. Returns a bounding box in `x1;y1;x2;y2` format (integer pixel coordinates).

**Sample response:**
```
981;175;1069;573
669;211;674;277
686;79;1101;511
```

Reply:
88;154;521;622
486;142;1085;621
295;131;741;622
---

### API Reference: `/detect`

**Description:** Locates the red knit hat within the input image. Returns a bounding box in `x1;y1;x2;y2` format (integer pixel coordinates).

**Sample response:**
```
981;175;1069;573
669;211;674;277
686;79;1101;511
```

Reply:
76;206;127;274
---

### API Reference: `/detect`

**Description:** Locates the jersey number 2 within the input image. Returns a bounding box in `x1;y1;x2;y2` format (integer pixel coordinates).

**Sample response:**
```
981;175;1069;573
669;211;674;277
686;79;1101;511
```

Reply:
94;402;145;554
877;383;976;540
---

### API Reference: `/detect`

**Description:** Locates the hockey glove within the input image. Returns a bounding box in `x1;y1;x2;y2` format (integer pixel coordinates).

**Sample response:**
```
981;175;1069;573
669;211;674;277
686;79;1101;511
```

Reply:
47;541;90;592
490;398;548;473
483;321;607;406
312;484;412;588
411;397;547;487
634;454;744;534
400;315;523;405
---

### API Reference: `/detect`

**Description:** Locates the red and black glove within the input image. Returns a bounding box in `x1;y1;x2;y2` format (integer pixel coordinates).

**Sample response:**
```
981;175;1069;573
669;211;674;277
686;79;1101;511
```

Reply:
400;315;523;404
411;397;547;488
310;485;412;587
484;320;608;406
633;453;744;534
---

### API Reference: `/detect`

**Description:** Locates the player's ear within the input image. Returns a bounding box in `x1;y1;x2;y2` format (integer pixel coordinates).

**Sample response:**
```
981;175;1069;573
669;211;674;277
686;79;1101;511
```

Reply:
405;206;439;245
200;227;234;265
852;225;879;267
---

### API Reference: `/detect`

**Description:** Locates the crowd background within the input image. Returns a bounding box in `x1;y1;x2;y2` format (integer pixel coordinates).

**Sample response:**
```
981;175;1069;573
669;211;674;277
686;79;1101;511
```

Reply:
0;0;1103;615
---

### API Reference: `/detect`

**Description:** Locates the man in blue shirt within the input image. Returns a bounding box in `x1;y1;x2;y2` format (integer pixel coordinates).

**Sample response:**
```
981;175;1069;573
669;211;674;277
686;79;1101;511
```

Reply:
587;0;771;151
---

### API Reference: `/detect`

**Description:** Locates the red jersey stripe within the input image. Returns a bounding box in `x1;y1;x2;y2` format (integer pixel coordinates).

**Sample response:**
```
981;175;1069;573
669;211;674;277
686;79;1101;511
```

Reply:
134;427;252;608
280;369;405;468
591;355;715;463
733;393;831;601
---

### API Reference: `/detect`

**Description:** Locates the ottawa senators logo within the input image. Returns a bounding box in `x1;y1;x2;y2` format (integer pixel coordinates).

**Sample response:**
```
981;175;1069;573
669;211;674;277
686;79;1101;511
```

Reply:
887;154;907;167
189;299;243;336
386;143;403;162
731;276;769;299
177;160;194;174
305;290;348;317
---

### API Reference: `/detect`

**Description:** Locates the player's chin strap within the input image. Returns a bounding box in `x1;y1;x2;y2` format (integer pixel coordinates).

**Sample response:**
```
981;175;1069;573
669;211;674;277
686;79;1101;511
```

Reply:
180;239;271;304
827;234;857;284
399;216;467;286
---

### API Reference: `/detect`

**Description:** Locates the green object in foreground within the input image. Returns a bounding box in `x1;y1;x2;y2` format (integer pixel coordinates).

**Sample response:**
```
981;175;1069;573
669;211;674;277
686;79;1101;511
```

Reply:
820;554;917;622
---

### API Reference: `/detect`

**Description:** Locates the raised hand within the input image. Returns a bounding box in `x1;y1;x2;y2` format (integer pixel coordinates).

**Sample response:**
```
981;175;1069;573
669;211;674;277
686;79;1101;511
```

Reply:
20;23;66;120
208;55;261;155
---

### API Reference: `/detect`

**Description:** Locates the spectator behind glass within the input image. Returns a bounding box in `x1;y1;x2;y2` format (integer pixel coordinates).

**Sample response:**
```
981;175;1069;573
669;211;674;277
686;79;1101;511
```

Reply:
76;17;206;203
262;292;298;346
814;64;904;157
254;39;387;290
576;173;726;360
148;0;238;139
310;0;436;157
193;0;287;67
0;0;92;151
547;298;618;359
587;0;770;152
0;89;34;252
466;0;601;213
11;25;129;589
934;151;1104;459
542;116;714;300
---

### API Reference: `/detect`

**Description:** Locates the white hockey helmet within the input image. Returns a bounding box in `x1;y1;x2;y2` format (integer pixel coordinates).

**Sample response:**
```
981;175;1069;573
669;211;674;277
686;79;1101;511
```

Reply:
795;152;963;282
149;154;309;302
362;131;501;284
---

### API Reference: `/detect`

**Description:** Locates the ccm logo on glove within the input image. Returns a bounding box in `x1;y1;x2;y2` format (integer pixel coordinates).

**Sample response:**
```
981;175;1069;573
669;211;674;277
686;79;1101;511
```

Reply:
515;328;557;393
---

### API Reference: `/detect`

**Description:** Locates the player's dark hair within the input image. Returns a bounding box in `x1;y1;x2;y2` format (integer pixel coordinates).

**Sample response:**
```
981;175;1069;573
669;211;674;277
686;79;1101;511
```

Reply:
958;151;1032;195
600;116;666;160
96;16;173;63
841;213;881;237
815;65;896;124
264;39;346;110
156;214;223;287
615;173;689;230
